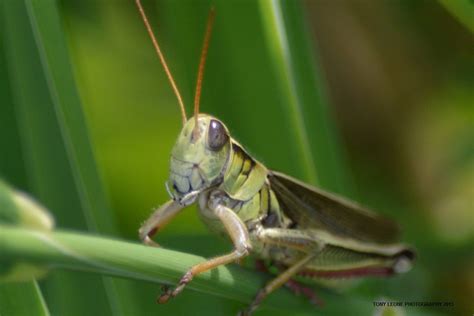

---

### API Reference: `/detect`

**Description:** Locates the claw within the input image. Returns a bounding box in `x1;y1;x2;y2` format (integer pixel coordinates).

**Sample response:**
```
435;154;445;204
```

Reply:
144;236;161;247
157;284;172;304
157;293;171;304
156;284;172;304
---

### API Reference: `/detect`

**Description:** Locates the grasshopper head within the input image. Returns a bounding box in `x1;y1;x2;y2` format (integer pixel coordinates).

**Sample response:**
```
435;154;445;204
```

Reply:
167;114;231;204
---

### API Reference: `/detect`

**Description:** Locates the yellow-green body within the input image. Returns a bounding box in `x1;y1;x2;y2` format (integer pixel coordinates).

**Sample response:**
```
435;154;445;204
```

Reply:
165;115;413;277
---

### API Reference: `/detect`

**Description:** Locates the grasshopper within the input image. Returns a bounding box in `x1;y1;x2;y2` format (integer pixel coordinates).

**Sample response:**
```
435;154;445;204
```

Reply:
135;1;415;315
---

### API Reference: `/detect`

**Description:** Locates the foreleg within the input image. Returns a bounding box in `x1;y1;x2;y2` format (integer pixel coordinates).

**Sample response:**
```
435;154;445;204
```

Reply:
158;203;252;303
139;199;183;246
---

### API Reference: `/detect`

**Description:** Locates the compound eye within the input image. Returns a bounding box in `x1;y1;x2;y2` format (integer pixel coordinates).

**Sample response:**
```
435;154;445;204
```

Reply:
208;119;229;151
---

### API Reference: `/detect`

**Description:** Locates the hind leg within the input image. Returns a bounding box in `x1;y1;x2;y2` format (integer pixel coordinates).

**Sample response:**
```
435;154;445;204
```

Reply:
255;259;322;305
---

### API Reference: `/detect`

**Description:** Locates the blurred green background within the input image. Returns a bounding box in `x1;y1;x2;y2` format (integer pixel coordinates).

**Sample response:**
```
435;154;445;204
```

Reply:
0;0;472;315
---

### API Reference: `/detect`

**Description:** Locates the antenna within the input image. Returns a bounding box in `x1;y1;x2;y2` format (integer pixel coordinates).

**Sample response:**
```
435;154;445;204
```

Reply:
193;7;216;138
135;0;187;126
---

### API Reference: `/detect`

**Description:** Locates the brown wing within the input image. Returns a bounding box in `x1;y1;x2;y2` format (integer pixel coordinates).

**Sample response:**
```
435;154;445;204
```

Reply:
269;171;400;244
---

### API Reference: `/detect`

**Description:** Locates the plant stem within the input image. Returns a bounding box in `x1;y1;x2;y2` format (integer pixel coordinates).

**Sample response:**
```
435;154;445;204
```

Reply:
0;225;313;312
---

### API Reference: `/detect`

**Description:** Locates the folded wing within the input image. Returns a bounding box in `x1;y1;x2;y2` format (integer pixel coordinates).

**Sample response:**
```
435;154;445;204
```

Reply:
269;171;400;244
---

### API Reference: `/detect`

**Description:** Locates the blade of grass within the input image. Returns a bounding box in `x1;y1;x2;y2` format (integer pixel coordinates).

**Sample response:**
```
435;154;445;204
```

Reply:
3;2;113;314
0;223;432;316
0;225;315;314
0;9;27;190
25;0;117;234
0;5;49;313
0;282;50;316
258;0;355;196
2;0;140;314
259;0;318;185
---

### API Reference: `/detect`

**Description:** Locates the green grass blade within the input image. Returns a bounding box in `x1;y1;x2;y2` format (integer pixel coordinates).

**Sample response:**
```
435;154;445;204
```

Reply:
0;16;27;190
1;6;49;314
2;2;114;314
0;224;433;316
0;225;314;313
259;0;318;185
2;0;140;314
0;282;50;316
258;0;354;195
25;0;117;234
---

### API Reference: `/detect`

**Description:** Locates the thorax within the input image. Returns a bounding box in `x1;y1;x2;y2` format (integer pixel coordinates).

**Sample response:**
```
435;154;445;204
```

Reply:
196;141;293;257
